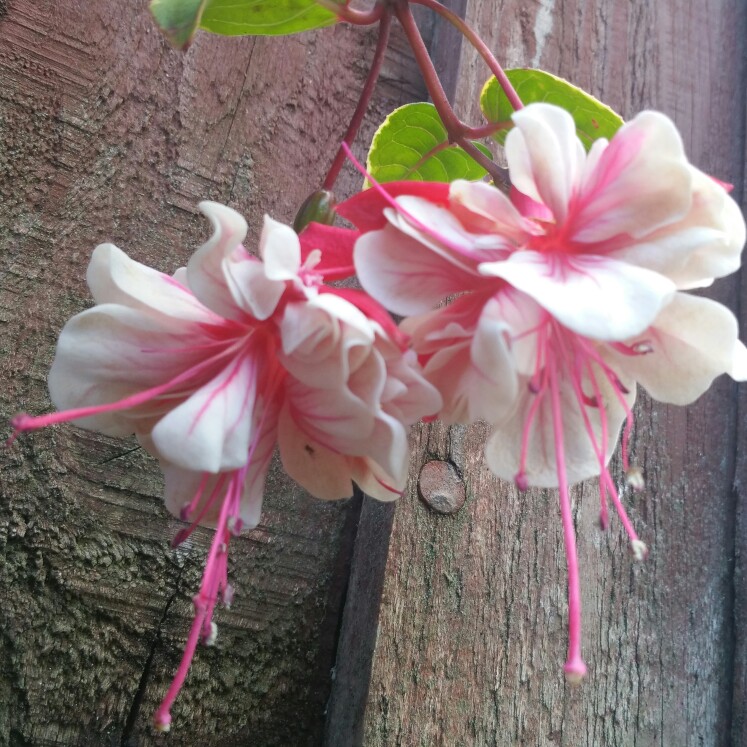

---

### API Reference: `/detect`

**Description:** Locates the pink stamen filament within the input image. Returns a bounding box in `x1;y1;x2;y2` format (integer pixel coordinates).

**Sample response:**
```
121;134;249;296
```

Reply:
545;345;587;681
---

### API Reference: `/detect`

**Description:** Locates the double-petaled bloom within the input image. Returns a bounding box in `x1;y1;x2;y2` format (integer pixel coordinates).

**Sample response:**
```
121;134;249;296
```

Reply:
12;202;441;729
330;102;747;680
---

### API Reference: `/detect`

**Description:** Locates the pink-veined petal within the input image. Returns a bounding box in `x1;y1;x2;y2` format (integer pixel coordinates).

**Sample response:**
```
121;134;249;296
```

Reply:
355;224;483;316
610;293;747;405
570;111;692;243
350;456;404;502
47;304;222;436
277;403;355;500
188;202;251;320
479;251;675;341
486;362;634;487
450;180;540;242
87;244;216;323
506;103;585;223
151;352;258;472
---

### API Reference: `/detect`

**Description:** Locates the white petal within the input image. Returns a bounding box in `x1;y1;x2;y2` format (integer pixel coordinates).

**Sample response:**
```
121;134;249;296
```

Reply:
610;292;747;404
485;362;634;487
479;251;675;340
355;225;481;315
278;404;355;500
506;103;585;223
48;304;216;436
259;215;302;281
87;244;215;322
449;179;537;242
151;353;258;472
187;202;251;320
571;111;692;243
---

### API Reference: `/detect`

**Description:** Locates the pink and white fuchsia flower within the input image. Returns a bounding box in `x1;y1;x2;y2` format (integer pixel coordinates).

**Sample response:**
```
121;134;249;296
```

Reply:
11;202;441;730
335;103;747;681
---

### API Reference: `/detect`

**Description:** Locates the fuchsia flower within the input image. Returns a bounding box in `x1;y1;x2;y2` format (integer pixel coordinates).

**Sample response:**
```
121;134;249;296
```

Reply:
11;202;441;730
336;103;747;680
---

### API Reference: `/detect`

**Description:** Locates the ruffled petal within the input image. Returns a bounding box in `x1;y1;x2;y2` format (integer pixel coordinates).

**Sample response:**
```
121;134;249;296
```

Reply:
614;167;746;288
259;215;302;281
506;103;585;223
277;404;355;500
610;292;747;404
47;304;219;436
187;202;252;320
450;179;540;243
355;224;483;316
571;111;692;243
479;250;675;340
87;244;216;323
150;352;258;473
485;362;634;487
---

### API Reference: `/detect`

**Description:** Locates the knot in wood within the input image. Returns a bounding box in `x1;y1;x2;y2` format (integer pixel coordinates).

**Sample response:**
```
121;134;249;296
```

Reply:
417;460;465;515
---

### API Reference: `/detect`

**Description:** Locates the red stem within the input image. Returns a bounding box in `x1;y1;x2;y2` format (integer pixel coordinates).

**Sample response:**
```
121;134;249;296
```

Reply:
395;1;505;185
411;0;523;111
322;8;392;191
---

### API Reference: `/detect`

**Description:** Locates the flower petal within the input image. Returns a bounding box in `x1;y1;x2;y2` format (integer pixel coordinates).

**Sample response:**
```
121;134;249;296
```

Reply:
571;111;692;243
355;224;482;316
259;215;302;281
277;404;355;500
87;244;216;322
47;304;219;436
485;363;634;487
151;353;258;472
506;103;585;223
610;292;747;404
187;202;252;320
479;251;675;340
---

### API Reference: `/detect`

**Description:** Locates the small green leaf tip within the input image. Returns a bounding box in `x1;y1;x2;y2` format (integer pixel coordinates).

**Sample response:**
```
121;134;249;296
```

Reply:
366;102;492;185
480;69;624;150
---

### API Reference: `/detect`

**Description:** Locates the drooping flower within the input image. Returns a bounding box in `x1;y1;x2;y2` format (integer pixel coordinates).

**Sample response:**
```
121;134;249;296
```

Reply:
11;202;441;729
328;103;747;680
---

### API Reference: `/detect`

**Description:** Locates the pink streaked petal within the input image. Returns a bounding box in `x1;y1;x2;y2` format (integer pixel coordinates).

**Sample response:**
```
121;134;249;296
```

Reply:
448;180;541;241
277;404;355;500
151;352;259;473
47;304;223;436
337;181;450;232
351;456;404;502
571;111;691;243
508;186;553;223
485;363;634;487
87;244;216;323
610;293;747;405
506;103;585;223
298;223;357;280
379;348;442;425
388;196;512;263
319;286;406;350
188;202;251;321
615;166;746;288
355;225;486;316
479;251;675;341
260;216;302;281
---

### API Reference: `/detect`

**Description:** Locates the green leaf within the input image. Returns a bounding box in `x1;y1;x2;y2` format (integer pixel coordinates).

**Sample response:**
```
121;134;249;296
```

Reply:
366;102;493;185
201;0;339;38
150;0;341;50
150;0;208;49
480;69;624;150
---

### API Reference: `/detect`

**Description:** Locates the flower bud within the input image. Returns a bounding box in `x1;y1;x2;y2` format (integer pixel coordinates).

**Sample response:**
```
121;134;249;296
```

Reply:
293;189;337;233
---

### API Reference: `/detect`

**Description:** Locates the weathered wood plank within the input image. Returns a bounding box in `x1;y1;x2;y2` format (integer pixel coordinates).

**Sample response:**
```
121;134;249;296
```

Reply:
354;1;747;745
0;2;418;744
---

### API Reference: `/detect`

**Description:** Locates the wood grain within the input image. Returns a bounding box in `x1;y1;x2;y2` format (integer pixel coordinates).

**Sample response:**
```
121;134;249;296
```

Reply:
0;2;419;745
352;1;747;745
